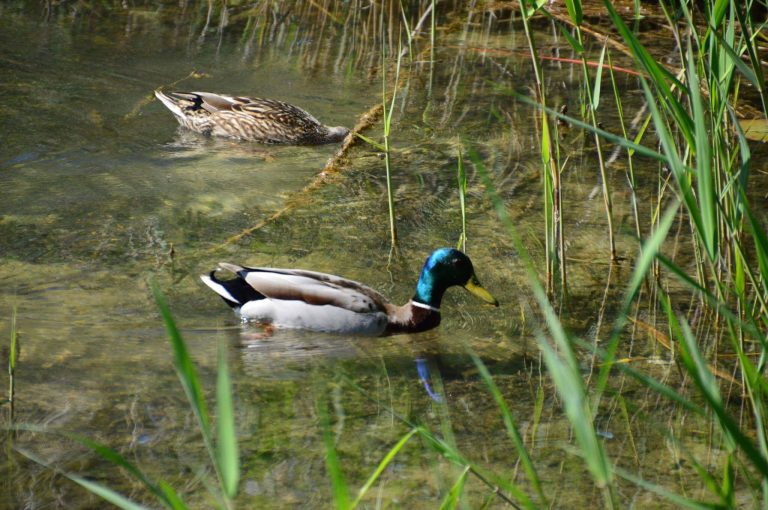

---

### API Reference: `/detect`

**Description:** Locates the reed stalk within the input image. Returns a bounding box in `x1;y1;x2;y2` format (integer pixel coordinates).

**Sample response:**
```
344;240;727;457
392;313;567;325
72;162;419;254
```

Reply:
517;0;566;296
382;35;404;256
7;307;17;422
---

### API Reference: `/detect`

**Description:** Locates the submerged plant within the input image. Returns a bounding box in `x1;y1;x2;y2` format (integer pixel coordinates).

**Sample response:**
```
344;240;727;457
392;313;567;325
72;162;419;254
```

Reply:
13;284;239;510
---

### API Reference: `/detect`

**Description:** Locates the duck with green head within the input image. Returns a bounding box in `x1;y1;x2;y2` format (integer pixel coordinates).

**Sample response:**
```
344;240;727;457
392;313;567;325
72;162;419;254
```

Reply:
201;248;499;336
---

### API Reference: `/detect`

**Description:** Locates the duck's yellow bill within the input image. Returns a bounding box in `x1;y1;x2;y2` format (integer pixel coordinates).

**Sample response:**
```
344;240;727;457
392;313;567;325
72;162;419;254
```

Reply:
464;276;499;306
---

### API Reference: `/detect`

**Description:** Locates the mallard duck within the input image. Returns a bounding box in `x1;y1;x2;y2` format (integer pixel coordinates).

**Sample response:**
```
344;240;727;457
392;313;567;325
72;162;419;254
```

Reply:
200;248;499;336
154;90;349;145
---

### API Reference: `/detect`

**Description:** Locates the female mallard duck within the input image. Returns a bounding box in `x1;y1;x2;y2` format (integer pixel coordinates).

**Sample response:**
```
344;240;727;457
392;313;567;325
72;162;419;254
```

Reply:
201;248;499;336
154;90;350;145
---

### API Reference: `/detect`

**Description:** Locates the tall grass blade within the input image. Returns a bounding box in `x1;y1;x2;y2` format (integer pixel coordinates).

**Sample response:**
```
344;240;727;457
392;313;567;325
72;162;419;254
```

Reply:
506;90;666;162
150;282;212;446
216;340;239;499
7;306;17;418
592;42;607;111
471;148;612;495
602;0;694;145
536;331;612;489
658;270;768;480
159;481;189;510
688;41;717;261
415;427;531;510
615;466;719;510
13;424;182;509
319;398;350;510
151;281;234;507
457;148;467;252
617;201;680;321
16;447;154;510
564;0;583;25
470;353;546;505
731;1;768;112
350;428;417;508
438;465;470;510
639;77;706;246
674;317;768;475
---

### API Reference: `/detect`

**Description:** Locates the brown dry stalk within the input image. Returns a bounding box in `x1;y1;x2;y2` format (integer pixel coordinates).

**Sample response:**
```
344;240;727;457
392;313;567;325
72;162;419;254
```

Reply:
205;103;384;252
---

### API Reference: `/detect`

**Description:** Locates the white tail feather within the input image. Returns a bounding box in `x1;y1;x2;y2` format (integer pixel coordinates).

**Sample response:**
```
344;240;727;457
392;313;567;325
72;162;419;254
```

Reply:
200;274;240;305
154;91;185;120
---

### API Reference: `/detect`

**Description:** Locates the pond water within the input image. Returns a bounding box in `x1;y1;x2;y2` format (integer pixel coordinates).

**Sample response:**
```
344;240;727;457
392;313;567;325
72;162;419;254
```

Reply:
0;2;753;509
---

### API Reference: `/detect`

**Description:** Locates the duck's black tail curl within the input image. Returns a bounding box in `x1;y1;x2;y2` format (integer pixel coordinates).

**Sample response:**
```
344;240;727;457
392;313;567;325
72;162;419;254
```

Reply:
201;271;264;309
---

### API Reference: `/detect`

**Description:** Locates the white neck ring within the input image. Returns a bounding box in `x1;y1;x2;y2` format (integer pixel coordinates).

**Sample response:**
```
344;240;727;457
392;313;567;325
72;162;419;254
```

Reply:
410;300;440;313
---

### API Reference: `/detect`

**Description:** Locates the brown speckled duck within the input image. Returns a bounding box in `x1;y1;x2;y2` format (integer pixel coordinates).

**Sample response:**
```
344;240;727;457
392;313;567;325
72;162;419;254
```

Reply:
200;248;499;336
154;90;350;145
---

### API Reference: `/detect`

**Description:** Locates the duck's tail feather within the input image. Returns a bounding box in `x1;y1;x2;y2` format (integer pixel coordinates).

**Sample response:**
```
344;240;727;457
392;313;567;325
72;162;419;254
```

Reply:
200;267;264;309
154;90;186;120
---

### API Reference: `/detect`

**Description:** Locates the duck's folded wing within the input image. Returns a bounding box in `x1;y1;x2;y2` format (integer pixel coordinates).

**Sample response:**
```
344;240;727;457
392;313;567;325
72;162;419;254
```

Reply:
233;98;320;127
239;268;388;313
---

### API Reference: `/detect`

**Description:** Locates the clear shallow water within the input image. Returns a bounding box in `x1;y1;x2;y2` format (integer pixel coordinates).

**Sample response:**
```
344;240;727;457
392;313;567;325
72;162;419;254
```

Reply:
0;2;752;509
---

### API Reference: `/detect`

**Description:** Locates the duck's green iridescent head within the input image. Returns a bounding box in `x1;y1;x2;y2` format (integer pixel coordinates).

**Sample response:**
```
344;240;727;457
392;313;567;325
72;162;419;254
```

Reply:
413;248;499;308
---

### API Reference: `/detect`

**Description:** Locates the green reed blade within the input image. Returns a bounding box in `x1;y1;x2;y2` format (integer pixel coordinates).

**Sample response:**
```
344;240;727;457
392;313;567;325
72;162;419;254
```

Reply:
602;0;694;146
8;307;16;376
688;42;717;261
564;0;582;26
457;148;467;252
744;197;768;288
351;428;417;508
150;281;212;450
639;77;707;245
536;331;612;488
470;353;546;505
506;89;666;163
674;316;768;476
711;25;762;94
150;280;236;504
437;465;470;510
591;41;607;111
475;148;612;491
158;481;189;510
14;424;179;508
8;307;17;413
16;447;154;510
615;466;719;510
553;19;583;53
415;427;533;510
339;373;531;510
732;1;767;112
353;133;386;151
656;251;766;347
216;340;239;499
319;398;350;510
617;201;679;320
712;0;729;26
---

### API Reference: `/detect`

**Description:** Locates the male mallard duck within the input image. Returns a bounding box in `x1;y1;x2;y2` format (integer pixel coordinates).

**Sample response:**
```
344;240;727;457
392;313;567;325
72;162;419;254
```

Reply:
201;248;499;336
154;90;349;145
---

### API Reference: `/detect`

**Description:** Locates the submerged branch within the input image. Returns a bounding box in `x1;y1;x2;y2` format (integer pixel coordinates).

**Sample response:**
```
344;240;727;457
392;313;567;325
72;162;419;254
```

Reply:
206;103;384;252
